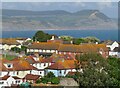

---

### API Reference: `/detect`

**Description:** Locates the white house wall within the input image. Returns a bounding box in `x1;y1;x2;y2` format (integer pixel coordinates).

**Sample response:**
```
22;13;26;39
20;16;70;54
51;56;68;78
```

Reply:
0;71;8;77
109;51;118;56
27;49;57;53
118;53;120;58
0;76;22;87
46;69;76;77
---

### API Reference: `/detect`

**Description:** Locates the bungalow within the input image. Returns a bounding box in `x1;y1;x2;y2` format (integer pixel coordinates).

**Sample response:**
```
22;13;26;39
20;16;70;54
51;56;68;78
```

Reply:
109;47;120;58
106;41;120;57
45;60;77;77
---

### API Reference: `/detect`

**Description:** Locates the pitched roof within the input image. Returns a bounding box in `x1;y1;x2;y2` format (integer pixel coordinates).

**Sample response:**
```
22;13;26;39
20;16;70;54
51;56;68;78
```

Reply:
46;60;76;70
28;42;60;50
28;42;108;53
0;75;10;80
2;58;37;71
58;44;108;53
0;62;8;71
12;76;21;79
0;38;20;45
113;47;120;52
25;56;37;64
24;74;40;80
40;53;76;63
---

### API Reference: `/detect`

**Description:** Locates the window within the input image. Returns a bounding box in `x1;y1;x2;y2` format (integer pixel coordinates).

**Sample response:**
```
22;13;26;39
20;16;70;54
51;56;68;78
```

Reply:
18;80;20;83
8;64;11;67
59;70;61;74
7;63;13;68
0;72;2;76
0;82;4;84
13;71;15;75
39;63;41;67
17;71;19;75
30;71;32;74
64;70;66;74
44;63;46;66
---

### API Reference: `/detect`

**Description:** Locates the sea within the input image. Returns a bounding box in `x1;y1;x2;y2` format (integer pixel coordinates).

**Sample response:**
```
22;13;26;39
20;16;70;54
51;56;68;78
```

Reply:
1;29;119;41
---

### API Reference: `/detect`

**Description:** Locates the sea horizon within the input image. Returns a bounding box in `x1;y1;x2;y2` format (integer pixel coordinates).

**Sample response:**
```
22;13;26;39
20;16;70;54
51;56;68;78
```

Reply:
1;29;118;41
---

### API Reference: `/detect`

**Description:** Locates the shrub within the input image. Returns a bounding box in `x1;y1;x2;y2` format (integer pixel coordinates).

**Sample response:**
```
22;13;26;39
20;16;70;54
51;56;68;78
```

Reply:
46;71;55;78
41;77;49;84
36;79;41;84
51;77;60;84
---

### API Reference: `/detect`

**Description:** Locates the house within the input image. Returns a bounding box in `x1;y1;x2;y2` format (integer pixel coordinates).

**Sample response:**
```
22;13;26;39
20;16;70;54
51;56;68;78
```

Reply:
106;41;120;57
0;75;22;87
24;55;46;77
109;47;120;58
0;38;21;50
16;38;32;46
1;58;38;78
45;60;77;77
27;42;60;56
27;42;108;58
24;74;40;83
47;36;63;44
58;44;108;58
107;41;119;51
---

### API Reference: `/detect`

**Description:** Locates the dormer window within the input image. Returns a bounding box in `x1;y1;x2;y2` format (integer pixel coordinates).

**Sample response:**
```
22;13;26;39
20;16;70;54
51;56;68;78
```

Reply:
4;63;13;68
8;64;13;68
8;64;11;68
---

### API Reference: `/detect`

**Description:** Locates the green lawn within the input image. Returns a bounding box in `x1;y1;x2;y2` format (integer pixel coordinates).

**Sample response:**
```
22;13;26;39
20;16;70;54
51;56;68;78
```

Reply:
2;54;16;60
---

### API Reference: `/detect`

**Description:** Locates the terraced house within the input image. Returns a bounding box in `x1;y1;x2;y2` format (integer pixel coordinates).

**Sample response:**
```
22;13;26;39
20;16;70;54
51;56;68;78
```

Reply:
27;42;108;58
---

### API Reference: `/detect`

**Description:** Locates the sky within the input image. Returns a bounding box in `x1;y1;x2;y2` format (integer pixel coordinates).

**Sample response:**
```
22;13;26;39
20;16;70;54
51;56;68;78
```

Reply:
1;1;119;18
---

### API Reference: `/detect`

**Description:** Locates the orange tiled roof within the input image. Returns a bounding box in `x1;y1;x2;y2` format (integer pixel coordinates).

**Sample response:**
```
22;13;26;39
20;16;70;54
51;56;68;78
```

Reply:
46;60;76;70
58;44;108;53
40;53;75;63
28;42;108;53
1;58;37;71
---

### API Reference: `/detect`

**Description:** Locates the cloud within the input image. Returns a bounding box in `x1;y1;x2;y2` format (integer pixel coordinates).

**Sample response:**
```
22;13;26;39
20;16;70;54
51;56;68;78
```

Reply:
96;0;113;10
74;2;86;7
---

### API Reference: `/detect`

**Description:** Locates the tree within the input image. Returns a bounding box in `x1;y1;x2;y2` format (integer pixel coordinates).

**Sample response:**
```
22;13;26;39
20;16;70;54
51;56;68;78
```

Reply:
83;36;100;43
45;71;55;78
75;53;120;87
59;36;73;41
21;46;27;53
73;37;100;45
73;38;85;45
39;72;59;84
33;31;52;42
11;47;21;53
